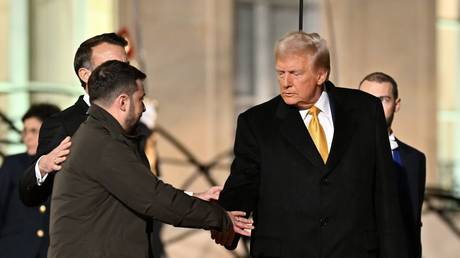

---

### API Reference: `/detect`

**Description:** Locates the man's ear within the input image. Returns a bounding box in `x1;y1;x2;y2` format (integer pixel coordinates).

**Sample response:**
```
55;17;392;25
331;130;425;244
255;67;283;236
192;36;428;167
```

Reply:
395;98;401;113
116;94;129;112
316;68;328;85
78;67;92;85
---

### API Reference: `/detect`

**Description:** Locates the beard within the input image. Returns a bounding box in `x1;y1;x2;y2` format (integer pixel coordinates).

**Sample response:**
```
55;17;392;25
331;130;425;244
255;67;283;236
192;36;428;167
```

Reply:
125;100;142;132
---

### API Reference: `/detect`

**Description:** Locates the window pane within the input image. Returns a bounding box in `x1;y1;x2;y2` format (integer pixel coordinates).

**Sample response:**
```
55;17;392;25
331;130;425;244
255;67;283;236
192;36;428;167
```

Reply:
437;0;460;189
234;0;321;110
235;2;255;96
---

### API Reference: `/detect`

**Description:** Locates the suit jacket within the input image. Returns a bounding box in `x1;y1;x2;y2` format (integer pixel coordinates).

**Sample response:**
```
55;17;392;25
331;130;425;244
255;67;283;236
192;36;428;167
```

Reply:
219;81;407;258
0;153;49;258
19;95;88;206
48;104;232;258
394;139;426;258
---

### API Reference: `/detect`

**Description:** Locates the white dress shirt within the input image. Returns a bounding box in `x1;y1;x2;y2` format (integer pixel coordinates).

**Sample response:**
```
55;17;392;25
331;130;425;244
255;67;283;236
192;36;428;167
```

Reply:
389;132;399;151
299;90;334;151
389;132;399;161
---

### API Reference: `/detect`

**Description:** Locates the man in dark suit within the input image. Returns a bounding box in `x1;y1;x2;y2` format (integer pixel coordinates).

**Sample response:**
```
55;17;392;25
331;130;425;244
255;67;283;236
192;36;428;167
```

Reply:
19;33;128;206
360;72;426;258
0;103;60;258
48;60;252;258
213;32;407;258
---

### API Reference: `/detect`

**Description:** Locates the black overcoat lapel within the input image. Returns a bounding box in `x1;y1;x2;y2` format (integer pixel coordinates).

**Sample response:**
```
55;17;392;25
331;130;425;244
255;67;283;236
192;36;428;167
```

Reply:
276;96;326;171
325;82;356;174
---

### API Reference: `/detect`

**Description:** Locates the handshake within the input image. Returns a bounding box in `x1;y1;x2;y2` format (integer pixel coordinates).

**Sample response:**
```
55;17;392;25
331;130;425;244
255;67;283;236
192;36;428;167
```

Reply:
194;186;253;249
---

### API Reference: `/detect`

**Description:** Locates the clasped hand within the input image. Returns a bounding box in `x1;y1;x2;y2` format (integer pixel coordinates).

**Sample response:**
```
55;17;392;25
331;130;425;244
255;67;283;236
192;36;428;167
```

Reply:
211;211;253;248
194;186;253;247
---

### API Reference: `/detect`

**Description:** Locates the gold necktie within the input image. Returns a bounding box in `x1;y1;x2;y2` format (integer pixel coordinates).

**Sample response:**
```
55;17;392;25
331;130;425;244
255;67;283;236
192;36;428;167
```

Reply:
308;106;328;163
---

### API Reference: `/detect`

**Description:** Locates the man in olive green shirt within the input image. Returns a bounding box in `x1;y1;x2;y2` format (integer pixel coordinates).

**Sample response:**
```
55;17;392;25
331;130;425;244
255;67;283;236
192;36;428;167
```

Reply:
48;60;252;258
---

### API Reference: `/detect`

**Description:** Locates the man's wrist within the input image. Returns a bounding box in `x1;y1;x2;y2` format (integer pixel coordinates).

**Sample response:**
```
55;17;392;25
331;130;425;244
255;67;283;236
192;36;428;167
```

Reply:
35;156;48;185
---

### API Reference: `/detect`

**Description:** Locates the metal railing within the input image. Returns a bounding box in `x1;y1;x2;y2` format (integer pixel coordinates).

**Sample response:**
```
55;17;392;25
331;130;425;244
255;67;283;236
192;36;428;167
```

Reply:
151;125;250;258
424;187;460;239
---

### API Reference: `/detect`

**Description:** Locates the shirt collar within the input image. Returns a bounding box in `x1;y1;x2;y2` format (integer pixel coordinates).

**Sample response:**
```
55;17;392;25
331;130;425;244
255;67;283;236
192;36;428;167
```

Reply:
389;132;399;150
83;94;91;107
299;90;332;119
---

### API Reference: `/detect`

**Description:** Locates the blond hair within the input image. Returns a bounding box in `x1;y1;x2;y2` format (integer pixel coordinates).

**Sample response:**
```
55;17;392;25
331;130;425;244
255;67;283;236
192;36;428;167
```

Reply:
275;31;330;78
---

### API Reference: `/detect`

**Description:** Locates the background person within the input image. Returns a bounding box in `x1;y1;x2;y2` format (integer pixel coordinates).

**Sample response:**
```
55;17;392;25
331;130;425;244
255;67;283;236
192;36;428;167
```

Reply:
359;72;426;258
0;103;60;258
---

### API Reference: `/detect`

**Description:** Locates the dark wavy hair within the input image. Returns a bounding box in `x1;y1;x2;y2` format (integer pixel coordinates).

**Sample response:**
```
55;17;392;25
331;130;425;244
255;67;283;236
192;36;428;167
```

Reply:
88;60;146;105
22;103;61;122
73;33;128;89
